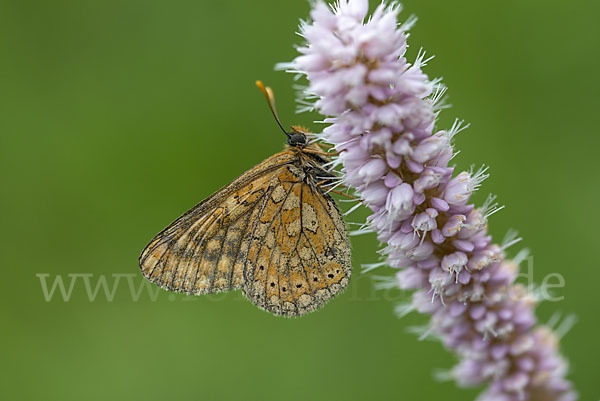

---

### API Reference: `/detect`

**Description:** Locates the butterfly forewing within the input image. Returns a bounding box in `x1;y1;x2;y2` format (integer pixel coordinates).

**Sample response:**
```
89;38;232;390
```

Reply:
139;146;351;316
139;151;296;294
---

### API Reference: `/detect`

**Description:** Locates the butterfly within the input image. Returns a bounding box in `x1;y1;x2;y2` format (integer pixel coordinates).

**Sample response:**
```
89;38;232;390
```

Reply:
138;81;351;316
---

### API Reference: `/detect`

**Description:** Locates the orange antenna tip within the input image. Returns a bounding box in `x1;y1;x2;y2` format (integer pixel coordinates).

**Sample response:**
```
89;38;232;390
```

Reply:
256;79;287;136
256;80;267;96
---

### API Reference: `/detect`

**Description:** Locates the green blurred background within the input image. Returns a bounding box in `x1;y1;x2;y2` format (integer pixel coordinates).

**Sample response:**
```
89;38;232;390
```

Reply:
2;0;598;400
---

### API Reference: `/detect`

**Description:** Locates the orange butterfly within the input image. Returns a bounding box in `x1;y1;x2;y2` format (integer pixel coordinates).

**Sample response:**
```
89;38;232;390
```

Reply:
139;82;351;316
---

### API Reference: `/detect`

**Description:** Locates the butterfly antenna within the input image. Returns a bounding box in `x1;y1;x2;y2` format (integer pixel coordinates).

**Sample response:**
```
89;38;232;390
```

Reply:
256;80;289;138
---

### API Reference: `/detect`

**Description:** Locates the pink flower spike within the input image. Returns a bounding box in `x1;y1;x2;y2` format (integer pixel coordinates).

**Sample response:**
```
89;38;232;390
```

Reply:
283;1;574;399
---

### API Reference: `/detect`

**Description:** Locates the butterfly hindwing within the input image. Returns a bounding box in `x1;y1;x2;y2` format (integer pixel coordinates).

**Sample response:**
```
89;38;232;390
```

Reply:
242;164;351;316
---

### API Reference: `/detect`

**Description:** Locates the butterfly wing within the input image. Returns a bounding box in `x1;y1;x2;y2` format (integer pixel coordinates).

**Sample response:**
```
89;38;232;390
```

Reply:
138;151;296;294
242;163;351;316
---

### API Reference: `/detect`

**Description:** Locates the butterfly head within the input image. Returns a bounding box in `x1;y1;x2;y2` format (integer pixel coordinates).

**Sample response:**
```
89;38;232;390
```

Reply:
287;126;309;147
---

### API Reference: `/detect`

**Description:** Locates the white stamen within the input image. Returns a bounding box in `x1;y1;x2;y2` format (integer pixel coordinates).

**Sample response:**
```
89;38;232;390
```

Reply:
343;202;363;216
480;194;505;219
546;312;562;330
349;227;374;236
399;14;418;32
513;248;530;266
372;275;398;290
394;301;416;318
501;229;523;250
361;262;387;273
407;324;434;341
555;314;577;340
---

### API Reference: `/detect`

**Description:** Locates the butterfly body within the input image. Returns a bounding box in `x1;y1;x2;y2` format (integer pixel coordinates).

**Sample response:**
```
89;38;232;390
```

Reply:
139;131;351;316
